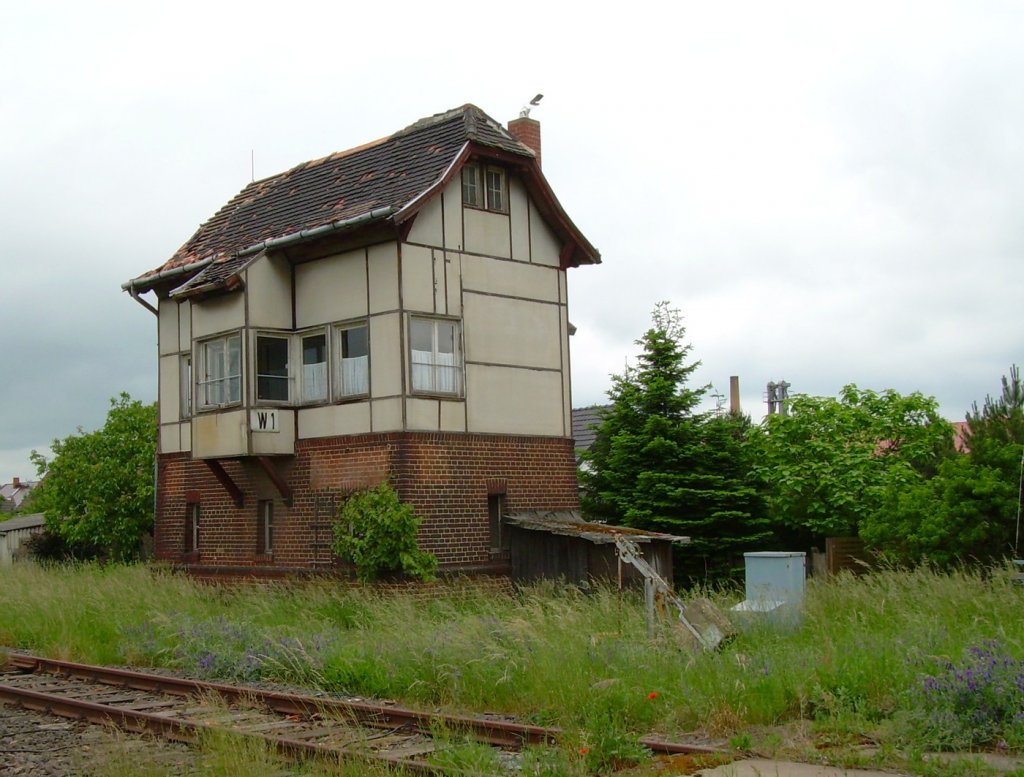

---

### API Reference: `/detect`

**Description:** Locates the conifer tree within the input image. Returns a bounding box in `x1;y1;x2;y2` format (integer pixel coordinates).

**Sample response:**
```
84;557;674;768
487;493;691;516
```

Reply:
580;303;770;582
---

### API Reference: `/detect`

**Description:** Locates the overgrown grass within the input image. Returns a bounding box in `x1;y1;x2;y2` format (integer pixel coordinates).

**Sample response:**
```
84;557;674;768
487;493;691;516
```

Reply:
78;725;401;777
4;562;1024;772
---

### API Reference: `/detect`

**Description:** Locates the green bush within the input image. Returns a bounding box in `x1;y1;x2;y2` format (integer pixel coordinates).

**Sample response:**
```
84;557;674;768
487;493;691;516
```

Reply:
331;483;438;582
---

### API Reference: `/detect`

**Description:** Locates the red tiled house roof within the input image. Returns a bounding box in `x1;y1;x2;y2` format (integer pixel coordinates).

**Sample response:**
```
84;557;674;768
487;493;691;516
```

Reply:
126;104;599;297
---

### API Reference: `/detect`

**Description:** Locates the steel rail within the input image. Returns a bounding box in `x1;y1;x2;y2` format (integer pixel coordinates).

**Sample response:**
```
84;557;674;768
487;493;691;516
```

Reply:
0;681;437;774
3;651;728;760
4;652;556;748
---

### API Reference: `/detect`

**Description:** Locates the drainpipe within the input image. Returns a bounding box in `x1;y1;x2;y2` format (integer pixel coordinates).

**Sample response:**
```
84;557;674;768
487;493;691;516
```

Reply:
121;257;216;316
128;286;158;316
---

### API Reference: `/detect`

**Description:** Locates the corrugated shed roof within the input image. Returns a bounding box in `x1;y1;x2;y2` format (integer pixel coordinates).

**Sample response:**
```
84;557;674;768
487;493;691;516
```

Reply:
0;512;46;533
127;104;597;294
506;510;689;545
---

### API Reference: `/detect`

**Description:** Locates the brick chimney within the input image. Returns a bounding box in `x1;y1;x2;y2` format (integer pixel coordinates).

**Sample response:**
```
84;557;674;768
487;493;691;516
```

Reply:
507;116;541;168
729;376;741;415
12;476;19;488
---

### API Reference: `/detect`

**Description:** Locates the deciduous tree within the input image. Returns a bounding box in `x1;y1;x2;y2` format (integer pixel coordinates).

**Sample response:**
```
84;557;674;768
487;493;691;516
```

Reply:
748;386;953;538
861;367;1024;563
30;393;156;561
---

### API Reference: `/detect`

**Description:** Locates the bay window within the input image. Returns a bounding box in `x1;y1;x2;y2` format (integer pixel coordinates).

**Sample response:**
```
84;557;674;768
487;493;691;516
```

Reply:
411;317;461;394
256;334;290;402
199;333;241;407
180;354;192;418
301;332;328;403
335;323;369;398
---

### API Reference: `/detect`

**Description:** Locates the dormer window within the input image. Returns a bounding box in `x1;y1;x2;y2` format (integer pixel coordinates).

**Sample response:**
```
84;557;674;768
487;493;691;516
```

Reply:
462;165;481;207
462;163;506;213
485;168;505;211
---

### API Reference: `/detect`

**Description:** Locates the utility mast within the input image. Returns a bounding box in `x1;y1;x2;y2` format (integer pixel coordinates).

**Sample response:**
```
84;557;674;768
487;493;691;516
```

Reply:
766;380;791;416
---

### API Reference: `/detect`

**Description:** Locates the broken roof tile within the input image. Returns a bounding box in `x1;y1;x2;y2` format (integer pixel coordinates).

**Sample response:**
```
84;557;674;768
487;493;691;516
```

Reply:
127;104;598;294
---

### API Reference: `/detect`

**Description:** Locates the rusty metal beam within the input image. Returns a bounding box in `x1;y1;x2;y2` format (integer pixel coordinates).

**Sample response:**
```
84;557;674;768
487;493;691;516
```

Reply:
204;459;244;508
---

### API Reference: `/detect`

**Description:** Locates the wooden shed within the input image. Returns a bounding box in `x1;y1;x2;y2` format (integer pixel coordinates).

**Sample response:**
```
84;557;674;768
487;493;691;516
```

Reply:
0;513;46;565
505;510;687;587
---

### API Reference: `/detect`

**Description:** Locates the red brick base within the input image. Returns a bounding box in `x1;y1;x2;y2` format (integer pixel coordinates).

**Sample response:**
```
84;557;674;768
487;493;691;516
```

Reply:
155;432;580;574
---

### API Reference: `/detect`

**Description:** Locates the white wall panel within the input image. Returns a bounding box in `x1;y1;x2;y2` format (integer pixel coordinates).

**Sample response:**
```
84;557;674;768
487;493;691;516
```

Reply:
295;249;368;328
192;294;244;338
463;295;561;370
401;244;434;313
369;313;401;397
464;209;511;259
406;397;440;431
246;254;291;328
462;256;559;302
509;177;530;262
158;354;180;424
297;403;372;439
529;201;562;267
466;365;564;436
158;301;179;356
368;243;399;312
405;195;443;246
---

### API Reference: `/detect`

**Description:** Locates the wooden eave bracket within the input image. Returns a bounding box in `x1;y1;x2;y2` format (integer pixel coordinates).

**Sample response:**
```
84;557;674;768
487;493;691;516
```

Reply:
256;456;293;506
204;459;244;508
559;243;577;270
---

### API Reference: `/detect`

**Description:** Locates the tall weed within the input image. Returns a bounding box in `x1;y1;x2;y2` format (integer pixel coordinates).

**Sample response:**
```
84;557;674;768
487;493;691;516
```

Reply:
4;560;1024;755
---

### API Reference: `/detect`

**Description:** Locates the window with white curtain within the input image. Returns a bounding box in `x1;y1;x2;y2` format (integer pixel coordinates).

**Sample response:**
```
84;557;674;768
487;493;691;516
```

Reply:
198;333;241;407
301;332;328;403
335;323;369;398
410;317;461;395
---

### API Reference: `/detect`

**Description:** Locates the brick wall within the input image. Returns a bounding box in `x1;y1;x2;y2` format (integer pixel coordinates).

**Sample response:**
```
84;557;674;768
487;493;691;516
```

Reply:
155;432;579;575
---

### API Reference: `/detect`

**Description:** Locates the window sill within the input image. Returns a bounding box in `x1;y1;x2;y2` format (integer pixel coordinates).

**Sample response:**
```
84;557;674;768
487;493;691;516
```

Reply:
333;393;371;404
410;390;463;400
463;203;508;215
196;404;242;413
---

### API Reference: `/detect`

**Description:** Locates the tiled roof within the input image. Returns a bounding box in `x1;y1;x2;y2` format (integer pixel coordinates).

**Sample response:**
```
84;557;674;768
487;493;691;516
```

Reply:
0;480;37;511
572;405;610;451
128;104;597;294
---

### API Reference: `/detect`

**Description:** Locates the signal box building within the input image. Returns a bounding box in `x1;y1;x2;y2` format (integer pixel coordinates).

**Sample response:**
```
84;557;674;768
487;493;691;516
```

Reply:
124;105;600;577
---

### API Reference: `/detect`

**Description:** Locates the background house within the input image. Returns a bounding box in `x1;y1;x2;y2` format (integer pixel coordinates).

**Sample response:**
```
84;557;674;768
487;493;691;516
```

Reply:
1;477;37;513
125;105;600;579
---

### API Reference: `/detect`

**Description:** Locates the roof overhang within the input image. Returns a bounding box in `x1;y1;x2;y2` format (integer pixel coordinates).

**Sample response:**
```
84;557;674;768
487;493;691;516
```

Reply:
392;141;601;269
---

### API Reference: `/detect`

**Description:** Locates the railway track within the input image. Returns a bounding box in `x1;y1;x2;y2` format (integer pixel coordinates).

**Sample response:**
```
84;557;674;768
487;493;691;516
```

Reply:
0;652;724;773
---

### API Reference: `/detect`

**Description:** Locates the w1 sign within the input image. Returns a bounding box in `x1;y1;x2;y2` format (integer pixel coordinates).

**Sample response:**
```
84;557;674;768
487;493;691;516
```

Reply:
250;409;279;433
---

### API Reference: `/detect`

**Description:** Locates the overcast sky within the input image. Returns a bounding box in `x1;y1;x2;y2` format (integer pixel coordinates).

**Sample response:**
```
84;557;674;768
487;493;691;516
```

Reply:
1;1;1021;481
